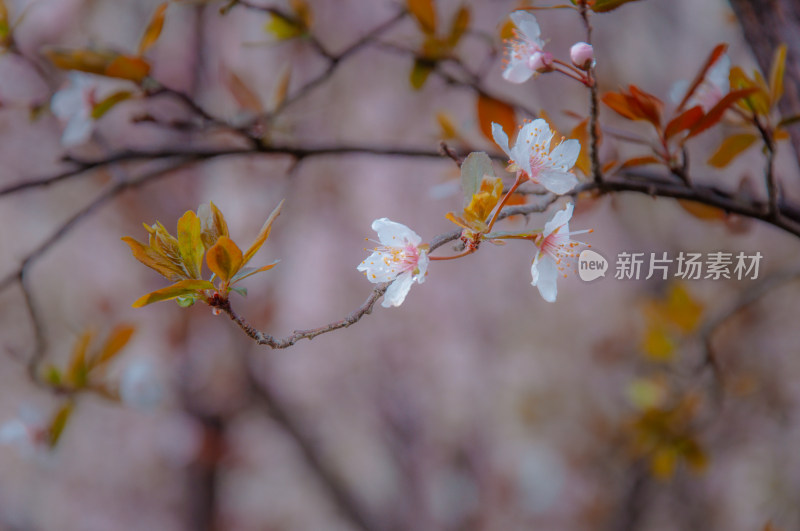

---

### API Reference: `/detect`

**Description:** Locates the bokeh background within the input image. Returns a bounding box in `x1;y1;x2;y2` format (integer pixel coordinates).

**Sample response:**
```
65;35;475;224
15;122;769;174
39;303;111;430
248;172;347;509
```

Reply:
1;0;800;530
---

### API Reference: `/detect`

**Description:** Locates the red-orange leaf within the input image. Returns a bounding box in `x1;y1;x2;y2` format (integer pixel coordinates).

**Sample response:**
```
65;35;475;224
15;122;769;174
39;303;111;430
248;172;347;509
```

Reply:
620;156;662;169
628;85;663;127
602;92;640;121
664;106;703;140
477;94;515;142
105;55;151;83
408;0;437;34
686;88;759;139
677;43;728;112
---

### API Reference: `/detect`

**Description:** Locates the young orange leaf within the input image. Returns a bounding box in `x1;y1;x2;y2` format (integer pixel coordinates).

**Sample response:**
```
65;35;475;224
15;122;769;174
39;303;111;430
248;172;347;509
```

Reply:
408;0;437;34
602;92;641;121
569;119;591;176
43;47;117;75
243;200;284;266
447;5;470;48
132;279;214;308
177;211;205;279
436;111;458;139
707;133;758;168
677;199;727;222
138;3;168;55
677;43;728;112
591;0;643;12
664;106;703;140
629;85;663;127
0;0;10;44
225;67;263;113
199;202;230;249
94;324;136;367
476;94;515;142
207;236;244;284
122;236;186;281
769;43;787;106
105;55;151;82
290;0;312;29
271;64;291;111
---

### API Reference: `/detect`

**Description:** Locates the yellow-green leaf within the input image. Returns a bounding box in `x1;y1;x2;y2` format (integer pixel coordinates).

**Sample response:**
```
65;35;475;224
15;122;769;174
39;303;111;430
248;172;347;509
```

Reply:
476;94;515;142
707;133;758;168
177;211;205;279
410;59;434;90
91;90;133;119
207;236;244;284
243;200;284;266
265;14;303;40
408;0;437;34
48;402;74;448
591;0;643;12
0;0;10;45
138;3;168;55
769;43;787;106
460;151;494;203
93;324;136;368
231;261;280;284
67;330;92;387
132;279;215;308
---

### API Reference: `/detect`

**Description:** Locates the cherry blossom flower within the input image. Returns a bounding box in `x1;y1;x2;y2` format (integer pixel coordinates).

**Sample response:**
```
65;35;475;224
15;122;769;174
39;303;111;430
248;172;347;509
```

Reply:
492;119;580;195
530;202;591;302
502;11;552;83
51;72;99;147
358;218;429;308
0;406;49;458
670;54;730;112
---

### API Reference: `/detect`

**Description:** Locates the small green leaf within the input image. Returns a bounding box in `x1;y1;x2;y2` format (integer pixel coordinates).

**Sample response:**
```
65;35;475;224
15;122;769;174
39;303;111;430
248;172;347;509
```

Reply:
410;59;434;90
48;402;74;448
177;211;205;279
265;14;303;40
132;279;214;308
231;286;248;297
176;294;199;307
91;90;132;120
591;0;643;12
460;152;494;204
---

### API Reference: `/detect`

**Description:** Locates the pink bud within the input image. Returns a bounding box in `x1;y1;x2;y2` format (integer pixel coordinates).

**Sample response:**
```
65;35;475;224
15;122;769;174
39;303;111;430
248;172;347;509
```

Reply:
570;42;594;70
528;51;554;73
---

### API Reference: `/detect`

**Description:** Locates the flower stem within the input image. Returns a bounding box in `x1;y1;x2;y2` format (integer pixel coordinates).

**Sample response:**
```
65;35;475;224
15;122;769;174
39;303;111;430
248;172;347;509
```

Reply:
486;175;524;233
429;248;476;261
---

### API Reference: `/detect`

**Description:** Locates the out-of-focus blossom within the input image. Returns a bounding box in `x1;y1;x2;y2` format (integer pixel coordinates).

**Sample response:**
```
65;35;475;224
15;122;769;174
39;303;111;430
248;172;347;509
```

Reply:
570;42;595;70
502;11;552;83
530;203;591;302
120;357;165;410
670;54;730;111
358;218;429;308
50;72;99;147
0;406;48;458
492;120;580;194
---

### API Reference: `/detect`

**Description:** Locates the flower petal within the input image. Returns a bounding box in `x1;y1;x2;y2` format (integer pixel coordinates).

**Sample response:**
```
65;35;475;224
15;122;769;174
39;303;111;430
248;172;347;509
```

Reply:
358;250;399;283
491;122;512;159
415;250;429;282
372;218;421;246
382;272;415;308
502;59;534;84
531;254;558;302
510;10;542;46
543;202;574;237
548;139;581;172
537;169;579;195
61;114;93;147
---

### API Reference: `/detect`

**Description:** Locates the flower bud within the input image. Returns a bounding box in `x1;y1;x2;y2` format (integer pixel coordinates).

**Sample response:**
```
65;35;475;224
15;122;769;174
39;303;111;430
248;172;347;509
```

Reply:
527;51;554;73
570;42;594;70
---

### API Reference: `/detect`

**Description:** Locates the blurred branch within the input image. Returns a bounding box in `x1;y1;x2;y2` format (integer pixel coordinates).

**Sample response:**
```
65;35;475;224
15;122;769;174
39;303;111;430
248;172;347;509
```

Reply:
245;363;379;531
